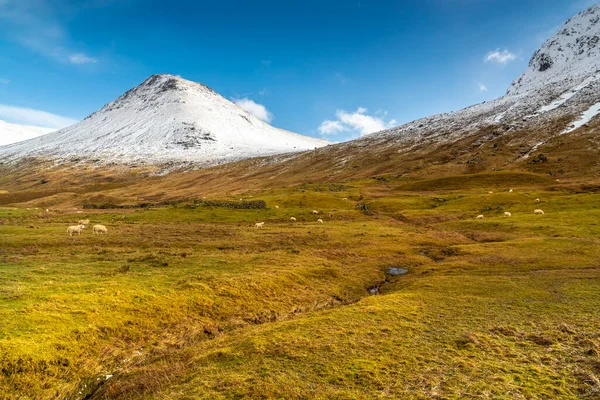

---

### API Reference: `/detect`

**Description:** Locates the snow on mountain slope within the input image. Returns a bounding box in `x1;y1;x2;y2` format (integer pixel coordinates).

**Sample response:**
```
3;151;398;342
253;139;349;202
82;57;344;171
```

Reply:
0;74;329;165
0;120;55;146
358;3;600;149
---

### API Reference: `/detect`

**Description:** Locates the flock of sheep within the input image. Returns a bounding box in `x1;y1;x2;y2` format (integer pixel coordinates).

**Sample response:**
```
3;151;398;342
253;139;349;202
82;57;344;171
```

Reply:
476;191;545;220
65;190;546;234
67;219;108;236
254;210;324;229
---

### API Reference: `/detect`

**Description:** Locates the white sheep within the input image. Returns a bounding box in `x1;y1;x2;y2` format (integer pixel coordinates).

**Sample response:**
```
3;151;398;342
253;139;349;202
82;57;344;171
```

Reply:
476;215;484;219
311;210;319;215
535;198;541;203
342;198;348;201
275;206;279;209
534;209;545;215
93;224;108;234
317;219;324;224
78;219;90;227
509;189;513;193
255;222;265;229
488;191;494;194
504;212;512;218
290;217;297;222
67;224;85;236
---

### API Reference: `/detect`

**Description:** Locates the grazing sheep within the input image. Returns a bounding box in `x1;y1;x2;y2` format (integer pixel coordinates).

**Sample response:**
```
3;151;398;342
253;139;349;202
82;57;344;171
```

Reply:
311;210;319;215
275;206;279;209
509;189;514;193
317;219;324;224
504;212;512;218
255;222;265;229
342;198;348;201
535;198;541;203
93;224;108;234
534;209;545;215
290;217;297;222
78;219;90;227
476;215;484;219
67;224;85;236
488;191;494;194
45;209;50;213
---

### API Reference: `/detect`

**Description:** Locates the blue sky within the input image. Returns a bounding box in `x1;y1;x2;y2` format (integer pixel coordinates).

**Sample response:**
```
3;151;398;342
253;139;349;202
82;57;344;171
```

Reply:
0;0;597;142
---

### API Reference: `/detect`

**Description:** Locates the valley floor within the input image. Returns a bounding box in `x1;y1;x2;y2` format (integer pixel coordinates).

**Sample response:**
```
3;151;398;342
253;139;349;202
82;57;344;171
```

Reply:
1;172;600;399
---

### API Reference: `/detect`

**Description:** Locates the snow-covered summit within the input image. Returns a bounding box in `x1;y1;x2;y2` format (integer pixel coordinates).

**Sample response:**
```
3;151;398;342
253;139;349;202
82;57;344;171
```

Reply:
0;74;329;165
508;3;600;96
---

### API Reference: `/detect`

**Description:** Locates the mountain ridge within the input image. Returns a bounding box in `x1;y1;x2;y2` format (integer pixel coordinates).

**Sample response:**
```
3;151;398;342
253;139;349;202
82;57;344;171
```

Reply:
1;4;599;171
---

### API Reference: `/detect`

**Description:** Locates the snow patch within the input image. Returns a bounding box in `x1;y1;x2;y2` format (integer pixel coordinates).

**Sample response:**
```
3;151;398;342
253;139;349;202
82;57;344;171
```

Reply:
537;72;600;114
562;101;600;134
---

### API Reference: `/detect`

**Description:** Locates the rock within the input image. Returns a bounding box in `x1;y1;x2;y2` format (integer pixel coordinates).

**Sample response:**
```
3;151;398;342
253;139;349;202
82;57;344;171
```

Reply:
386;267;408;276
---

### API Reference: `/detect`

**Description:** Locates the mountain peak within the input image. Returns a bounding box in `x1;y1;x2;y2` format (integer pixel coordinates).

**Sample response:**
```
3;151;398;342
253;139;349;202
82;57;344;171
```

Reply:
139;74;215;94
507;3;600;95
1;75;329;165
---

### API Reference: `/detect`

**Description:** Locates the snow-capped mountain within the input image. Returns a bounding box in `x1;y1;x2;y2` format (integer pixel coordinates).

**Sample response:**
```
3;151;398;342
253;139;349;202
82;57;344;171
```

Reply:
0;120;55;146
0;74;328;165
355;3;600;150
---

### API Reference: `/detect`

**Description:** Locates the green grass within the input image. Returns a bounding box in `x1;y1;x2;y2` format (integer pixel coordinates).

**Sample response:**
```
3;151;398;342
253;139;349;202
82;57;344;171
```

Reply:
1;177;599;399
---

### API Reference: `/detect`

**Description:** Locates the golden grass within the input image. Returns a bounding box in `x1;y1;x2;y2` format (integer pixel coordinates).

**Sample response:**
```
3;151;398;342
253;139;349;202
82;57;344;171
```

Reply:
0;170;599;399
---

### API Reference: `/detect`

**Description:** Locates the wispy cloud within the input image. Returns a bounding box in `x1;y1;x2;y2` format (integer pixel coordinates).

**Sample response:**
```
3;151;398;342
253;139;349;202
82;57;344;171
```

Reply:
258;88;270;96
0;78;10;84
261;59;271;67
318;107;396;138
0;0;99;65
0;104;78;129
68;53;97;64
233;98;273;123
485;49;517;64
478;82;488;92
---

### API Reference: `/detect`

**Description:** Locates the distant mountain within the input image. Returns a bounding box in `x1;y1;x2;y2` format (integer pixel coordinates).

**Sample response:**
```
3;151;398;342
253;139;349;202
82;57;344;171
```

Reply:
0;74;329;165
0;120;54;146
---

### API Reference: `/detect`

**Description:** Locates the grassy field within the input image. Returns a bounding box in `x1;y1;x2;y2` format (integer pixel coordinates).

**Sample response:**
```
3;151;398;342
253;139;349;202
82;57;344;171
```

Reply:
1;172;600;399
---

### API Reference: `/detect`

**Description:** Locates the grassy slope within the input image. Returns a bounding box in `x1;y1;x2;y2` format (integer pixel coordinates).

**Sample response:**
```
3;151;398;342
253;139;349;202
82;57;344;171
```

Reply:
1;173;600;399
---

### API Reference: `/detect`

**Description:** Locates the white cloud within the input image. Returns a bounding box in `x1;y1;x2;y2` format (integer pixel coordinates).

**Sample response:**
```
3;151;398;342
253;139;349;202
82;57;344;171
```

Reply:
0;104;78;129
68;53;97;64
485;49;517;64
261;60;271;67
318;107;396;138
318;120;346;136
258;88;270;96
0;78;10;84
233;98;273;123
478;82;488;92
